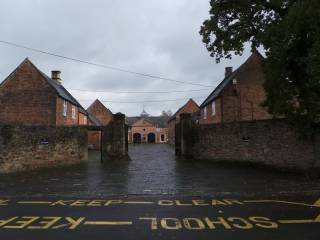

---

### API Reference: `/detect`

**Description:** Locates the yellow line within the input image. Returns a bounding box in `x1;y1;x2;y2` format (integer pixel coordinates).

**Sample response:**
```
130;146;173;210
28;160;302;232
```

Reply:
279;219;314;224
123;201;154;204
279;215;320;224
243;200;317;208
314;198;320;207
17;201;52;204
84;221;133;225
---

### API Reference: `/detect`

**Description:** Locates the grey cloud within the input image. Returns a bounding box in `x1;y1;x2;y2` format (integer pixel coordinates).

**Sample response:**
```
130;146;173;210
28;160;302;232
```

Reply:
0;0;251;116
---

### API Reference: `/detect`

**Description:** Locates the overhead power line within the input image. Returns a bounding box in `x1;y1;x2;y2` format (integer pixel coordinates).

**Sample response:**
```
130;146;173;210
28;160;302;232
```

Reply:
68;88;211;94
0;40;214;88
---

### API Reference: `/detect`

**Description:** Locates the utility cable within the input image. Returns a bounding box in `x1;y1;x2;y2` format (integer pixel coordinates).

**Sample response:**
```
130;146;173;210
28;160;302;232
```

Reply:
0;40;214;88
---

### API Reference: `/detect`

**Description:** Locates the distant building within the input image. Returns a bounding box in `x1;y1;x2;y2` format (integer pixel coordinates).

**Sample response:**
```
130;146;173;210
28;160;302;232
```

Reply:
199;51;272;124
86;99;113;150
127;109;168;143
167;99;200;145
0;58;87;126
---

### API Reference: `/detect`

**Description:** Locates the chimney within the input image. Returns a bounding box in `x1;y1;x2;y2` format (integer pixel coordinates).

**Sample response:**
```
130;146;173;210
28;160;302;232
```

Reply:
51;70;62;84
225;67;233;78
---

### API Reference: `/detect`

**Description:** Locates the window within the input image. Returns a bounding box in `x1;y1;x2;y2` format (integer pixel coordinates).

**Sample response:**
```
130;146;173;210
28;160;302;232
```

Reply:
203;106;207;119
72;106;76;119
161;134;165;142
63;100;67;117
212;101;216;116
84;116;87;124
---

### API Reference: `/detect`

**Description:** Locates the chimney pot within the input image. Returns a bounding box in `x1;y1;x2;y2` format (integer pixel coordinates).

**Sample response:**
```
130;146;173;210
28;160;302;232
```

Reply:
225;67;233;78
51;70;62;84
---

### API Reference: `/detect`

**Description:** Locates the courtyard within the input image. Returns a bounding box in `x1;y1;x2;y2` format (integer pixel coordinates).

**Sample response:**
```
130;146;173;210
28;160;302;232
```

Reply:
0;144;319;198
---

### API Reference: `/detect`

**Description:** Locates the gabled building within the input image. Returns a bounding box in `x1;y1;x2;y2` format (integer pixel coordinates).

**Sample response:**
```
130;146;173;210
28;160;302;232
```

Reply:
86;99;113;150
127;109;169;144
87;99;113;126
0;58;87;126
199;51;272;124
167;98;199;144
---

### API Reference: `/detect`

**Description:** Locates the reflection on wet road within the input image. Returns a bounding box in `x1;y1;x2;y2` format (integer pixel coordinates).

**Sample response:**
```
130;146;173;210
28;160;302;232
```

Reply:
0;144;319;198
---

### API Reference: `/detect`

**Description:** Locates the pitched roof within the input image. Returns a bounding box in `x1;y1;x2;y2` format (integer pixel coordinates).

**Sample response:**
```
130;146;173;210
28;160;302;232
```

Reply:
168;98;199;122
0;58;87;114
200;50;264;108
87;113;102;126
126;116;169;128
132;118;154;127
87;99;113;115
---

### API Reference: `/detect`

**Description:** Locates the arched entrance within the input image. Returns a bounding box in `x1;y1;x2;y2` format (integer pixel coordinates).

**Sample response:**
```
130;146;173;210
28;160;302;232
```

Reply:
133;133;141;143
147;133;156;143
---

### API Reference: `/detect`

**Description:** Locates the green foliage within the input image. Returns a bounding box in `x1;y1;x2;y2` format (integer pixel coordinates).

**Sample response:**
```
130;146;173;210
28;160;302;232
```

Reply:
200;0;320;135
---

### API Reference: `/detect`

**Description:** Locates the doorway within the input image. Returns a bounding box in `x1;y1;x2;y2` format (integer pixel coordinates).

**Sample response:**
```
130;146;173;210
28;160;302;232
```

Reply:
147;133;156;143
133;133;142;143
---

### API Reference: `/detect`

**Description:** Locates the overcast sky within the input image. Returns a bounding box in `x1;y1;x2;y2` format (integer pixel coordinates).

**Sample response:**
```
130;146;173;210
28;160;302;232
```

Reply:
0;0;251;117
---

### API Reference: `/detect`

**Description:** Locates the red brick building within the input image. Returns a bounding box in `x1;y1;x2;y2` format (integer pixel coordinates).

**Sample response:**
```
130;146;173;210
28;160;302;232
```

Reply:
127;110;169;143
87;99;113;150
167;98;200;144
0;58;88;126
199;51;272;124
87;99;113;126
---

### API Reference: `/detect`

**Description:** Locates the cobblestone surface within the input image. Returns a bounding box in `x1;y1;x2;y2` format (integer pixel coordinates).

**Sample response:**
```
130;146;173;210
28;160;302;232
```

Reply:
0;144;319;198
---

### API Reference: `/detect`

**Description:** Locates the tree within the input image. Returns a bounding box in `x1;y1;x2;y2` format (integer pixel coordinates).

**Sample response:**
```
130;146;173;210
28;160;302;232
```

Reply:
167;110;173;117
200;0;320;136
161;110;173;117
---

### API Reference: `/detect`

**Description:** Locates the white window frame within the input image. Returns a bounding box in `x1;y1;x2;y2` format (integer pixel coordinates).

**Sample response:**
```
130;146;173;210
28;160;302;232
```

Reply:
63;100;67;117
211;101;216;116
203;106;207;120
160;134;165;142
72;106;76;119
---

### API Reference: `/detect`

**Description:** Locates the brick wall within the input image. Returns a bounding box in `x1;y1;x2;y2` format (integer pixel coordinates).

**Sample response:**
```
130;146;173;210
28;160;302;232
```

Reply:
199;52;272;124
78;112;88;125
177;116;319;171
0;125;88;174
199;98;222;125
56;97;80;126
156;128;168;143
0;60;57;125
88;130;101;150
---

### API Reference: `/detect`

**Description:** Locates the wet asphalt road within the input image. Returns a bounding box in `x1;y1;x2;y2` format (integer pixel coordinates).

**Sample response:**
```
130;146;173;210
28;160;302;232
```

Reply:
0;144;319;239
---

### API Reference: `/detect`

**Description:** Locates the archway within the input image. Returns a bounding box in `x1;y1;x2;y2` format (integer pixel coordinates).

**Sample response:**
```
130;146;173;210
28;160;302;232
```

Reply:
133;133;141;143
147;133;156;143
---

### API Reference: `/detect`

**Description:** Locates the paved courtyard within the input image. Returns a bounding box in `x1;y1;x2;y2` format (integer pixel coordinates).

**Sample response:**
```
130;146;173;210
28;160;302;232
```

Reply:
0;144;319;239
0;144;319;198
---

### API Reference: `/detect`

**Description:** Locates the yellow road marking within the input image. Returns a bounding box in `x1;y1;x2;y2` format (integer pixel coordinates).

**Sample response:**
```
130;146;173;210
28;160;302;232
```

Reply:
313;198;320;207
123;201;154;204
243;200;318;208
278;215;320;224
84;221;133;225
17;201;52;204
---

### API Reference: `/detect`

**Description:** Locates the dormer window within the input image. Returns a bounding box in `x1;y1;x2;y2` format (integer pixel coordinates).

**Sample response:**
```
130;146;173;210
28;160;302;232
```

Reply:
63;100;67;117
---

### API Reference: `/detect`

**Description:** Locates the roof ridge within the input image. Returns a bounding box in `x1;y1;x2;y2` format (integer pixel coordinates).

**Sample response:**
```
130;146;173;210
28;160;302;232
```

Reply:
200;50;263;107
1;57;87;114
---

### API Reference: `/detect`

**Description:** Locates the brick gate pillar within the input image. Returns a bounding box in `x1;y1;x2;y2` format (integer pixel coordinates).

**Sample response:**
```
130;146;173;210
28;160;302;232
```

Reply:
101;113;128;162
112;113;128;158
179;113;192;157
